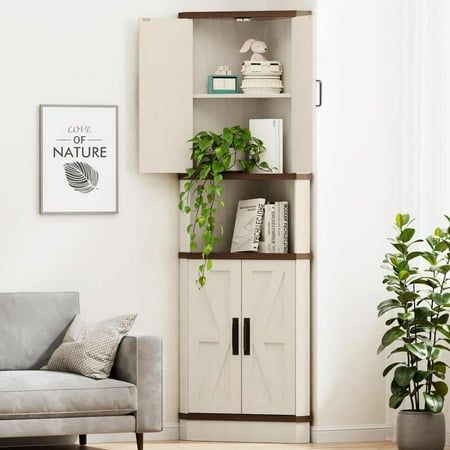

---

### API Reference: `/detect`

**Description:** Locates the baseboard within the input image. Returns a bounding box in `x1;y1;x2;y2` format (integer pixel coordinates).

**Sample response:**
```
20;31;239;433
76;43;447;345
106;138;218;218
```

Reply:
87;423;179;444
311;423;392;443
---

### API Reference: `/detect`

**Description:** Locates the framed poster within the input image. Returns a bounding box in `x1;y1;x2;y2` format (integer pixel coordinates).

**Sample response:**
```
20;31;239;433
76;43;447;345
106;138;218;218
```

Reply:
40;105;118;214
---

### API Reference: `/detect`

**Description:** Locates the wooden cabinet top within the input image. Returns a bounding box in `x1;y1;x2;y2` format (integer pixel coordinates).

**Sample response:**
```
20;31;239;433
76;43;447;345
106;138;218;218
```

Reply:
178;11;311;20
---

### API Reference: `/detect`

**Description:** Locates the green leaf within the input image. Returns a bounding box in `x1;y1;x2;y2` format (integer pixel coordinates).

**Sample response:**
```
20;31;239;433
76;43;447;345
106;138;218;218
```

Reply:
212;160;223;173
424;392;444;413
407;251;423;261
433;381;448;398
394;366;416;387
378;304;403;317
381;327;405;349
199;165;211;179
434;361;447;377
396;213;405;228
399;228;415;242
389;393;407;409
383;362;400;377
398;291;420;304
206;259;213;271
405;342;428;359
392;243;407;253
429;347;441;361
413;370;431;383
398;270;410;280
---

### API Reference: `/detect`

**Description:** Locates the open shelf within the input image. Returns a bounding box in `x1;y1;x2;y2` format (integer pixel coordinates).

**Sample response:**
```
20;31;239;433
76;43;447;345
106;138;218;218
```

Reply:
178;172;312;181
179;252;311;260
194;93;292;99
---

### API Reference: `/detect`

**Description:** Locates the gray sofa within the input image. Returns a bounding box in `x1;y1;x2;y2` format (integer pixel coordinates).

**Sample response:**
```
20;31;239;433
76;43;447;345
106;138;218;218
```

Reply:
0;292;163;449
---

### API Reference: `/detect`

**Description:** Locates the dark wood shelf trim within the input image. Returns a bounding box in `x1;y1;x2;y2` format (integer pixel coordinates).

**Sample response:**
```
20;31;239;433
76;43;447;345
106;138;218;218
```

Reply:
179;252;311;260
179;412;310;423
178;11;311;20
178;172;313;181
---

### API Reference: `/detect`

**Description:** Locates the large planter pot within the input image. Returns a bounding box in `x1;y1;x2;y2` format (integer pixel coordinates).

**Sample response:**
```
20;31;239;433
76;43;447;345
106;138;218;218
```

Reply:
397;410;445;450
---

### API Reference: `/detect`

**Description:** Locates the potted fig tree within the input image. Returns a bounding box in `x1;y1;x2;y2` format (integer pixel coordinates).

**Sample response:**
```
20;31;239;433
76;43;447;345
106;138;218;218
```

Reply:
378;213;450;450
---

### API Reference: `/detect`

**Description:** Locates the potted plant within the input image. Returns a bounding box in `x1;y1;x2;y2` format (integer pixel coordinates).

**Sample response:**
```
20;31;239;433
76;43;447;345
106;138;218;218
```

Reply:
378;213;450;450
178;126;271;286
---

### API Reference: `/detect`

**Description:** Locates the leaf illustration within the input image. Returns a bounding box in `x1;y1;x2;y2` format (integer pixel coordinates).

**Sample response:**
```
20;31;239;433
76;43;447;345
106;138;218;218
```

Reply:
63;161;99;194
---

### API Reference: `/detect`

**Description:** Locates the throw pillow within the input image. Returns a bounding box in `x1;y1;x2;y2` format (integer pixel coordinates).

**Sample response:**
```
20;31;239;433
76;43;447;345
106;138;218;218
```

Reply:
46;313;137;379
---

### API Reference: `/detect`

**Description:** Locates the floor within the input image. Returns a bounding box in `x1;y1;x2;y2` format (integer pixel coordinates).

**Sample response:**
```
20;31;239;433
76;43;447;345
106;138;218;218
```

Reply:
0;441;397;450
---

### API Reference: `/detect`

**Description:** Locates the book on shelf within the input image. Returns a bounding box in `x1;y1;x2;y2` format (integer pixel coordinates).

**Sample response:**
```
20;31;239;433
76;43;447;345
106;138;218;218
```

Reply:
231;198;266;253
249;118;283;174
259;201;289;253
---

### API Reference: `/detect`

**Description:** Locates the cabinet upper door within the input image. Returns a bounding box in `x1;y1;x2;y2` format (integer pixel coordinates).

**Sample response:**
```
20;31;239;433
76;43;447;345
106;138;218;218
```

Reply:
187;260;241;413
241;260;296;415
139;19;193;173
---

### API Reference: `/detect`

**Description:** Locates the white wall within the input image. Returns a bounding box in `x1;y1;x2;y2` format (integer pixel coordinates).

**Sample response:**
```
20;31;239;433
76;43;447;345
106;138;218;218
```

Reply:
0;0;266;441
267;0;404;442
312;0;403;441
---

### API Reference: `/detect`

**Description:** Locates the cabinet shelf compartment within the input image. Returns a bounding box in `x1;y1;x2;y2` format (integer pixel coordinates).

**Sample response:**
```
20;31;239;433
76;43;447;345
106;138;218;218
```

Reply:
179;178;310;254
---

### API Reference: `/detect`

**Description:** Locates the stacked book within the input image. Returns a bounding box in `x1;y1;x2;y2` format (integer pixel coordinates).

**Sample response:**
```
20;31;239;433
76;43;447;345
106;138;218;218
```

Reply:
230;198;288;253
259;201;288;253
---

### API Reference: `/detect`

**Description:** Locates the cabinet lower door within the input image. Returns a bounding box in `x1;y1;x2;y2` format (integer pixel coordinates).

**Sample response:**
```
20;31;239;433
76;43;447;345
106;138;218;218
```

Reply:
187;260;242;413
241;260;296;414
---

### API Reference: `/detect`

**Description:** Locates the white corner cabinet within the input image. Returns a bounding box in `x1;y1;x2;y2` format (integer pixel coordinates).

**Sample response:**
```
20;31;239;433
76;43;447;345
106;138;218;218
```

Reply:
139;10;314;444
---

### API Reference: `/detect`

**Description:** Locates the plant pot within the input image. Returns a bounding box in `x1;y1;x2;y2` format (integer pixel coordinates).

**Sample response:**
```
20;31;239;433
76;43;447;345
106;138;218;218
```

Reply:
227;149;245;171
397;410;445;450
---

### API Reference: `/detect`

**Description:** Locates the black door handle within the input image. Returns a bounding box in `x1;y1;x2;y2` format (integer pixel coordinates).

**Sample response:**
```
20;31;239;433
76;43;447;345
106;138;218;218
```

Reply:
232;317;239;355
316;79;322;107
243;318;250;355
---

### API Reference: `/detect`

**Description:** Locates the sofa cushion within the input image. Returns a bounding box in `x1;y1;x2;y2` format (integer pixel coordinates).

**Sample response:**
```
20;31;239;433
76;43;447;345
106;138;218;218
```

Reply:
0;292;79;370
47;313;137;380
0;371;137;420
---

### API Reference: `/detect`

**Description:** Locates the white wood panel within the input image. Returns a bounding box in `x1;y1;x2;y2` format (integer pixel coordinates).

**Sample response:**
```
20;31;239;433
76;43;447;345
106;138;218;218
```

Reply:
290;15;315;173
295;260;310;416
139;19;192;173
241;260;296;415
179;259;189;413
291;180;311;253
188;260;242;413
180;419;310;443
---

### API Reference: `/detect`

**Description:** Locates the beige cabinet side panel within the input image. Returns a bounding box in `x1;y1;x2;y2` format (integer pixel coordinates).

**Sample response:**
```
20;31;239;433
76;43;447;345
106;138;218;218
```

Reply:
139;19;193;173
291;179;311;254
290;15;315;173
179;258;189;413
188;260;242;413
296;260;310;416
242;260;296;415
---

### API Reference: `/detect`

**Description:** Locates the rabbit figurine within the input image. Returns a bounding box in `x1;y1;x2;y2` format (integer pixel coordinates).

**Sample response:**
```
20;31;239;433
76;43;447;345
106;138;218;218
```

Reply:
239;38;268;61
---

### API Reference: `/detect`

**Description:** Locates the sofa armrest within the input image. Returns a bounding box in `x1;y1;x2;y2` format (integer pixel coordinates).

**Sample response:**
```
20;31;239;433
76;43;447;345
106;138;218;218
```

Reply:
111;335;163;432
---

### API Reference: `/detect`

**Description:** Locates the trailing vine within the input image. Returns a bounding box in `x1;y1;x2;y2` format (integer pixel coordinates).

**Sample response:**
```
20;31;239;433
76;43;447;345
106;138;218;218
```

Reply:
178;126;271;287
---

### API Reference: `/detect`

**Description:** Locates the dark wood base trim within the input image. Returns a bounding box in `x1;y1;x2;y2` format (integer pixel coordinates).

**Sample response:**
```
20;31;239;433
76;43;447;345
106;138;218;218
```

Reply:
179;412;310;423
179;252;311;260
178;172;313;181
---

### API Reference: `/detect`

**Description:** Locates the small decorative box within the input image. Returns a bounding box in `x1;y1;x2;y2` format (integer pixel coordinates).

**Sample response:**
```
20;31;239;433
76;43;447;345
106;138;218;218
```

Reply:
207;75;239;94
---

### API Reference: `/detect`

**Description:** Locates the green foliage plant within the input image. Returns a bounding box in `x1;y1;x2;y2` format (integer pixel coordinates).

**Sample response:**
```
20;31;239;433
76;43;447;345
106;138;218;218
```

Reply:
178;126;271;287
378;213;450;413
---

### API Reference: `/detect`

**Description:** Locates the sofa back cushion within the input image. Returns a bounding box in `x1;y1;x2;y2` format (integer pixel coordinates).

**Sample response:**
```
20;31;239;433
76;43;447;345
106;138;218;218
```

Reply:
0;292;80;370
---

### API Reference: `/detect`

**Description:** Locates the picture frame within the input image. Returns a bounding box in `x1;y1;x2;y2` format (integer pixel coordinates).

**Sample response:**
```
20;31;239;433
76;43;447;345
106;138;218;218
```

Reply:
40;105;118;214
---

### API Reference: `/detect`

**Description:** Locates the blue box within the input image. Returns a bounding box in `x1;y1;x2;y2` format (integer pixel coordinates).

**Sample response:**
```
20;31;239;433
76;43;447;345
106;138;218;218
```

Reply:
207;75;239;94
